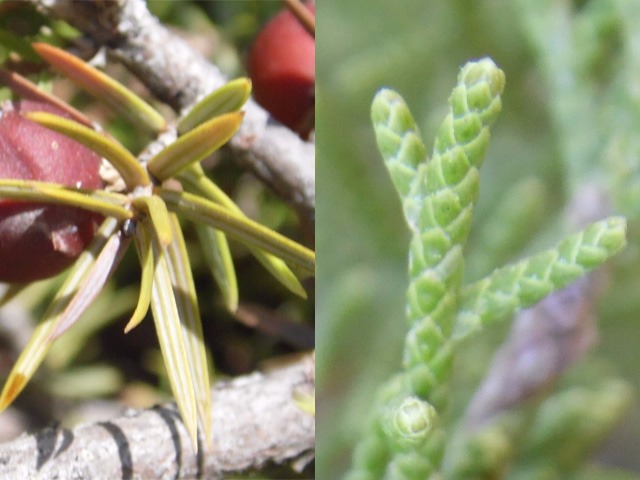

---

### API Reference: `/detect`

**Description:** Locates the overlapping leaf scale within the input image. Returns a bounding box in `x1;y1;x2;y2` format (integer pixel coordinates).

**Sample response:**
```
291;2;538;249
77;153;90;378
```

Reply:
455;216;627;341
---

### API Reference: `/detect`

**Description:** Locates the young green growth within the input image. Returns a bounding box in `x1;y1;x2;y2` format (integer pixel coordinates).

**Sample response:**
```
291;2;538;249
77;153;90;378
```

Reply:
372;58;505;404
348;57;627;479
384;396;437;448
455;216;627;341
347;58;506;479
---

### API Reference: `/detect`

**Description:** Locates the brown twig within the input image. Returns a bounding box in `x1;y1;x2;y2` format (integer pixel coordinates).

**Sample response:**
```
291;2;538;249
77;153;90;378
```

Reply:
234;303;315;349
0;354;315;479
284;0;316;38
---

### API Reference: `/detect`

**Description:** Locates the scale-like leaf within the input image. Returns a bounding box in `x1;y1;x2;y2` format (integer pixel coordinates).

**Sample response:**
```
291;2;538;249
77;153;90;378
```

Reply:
349;58;505;479
147;112;244;181
370;88;427;207
178;77;251;134
32;42;167;134
25;112;150;189
0;217;120;411
455;216;627;341
378;59;505;402
159;188;315;276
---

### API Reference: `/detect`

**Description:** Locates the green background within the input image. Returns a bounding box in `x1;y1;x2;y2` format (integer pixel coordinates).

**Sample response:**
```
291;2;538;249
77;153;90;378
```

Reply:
317;0;640;477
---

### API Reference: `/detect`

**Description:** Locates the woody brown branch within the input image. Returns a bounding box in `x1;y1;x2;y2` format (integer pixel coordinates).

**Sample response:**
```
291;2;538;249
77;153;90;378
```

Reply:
26;0;316;226
0;354;315;479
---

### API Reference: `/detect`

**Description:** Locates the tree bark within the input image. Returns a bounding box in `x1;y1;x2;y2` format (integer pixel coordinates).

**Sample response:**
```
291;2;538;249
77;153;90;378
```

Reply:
0;354;315;479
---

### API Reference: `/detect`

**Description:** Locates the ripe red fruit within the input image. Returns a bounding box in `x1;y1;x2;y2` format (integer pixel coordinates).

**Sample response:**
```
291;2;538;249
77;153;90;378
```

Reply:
248;4;315;138
0;100;104;283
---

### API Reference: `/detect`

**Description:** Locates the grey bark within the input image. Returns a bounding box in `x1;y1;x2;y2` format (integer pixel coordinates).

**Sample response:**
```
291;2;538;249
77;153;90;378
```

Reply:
0;354;315;479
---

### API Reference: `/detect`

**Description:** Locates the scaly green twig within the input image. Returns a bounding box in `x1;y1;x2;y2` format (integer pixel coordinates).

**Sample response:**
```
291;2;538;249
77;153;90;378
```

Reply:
348;57;627;479
454;216;626;341
373;58;505;405
346;58;505;480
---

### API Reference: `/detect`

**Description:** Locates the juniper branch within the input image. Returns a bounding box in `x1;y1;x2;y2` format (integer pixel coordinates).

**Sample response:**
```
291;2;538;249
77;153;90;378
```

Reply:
26;0;315;224
345;58;505;480
372;58;505;405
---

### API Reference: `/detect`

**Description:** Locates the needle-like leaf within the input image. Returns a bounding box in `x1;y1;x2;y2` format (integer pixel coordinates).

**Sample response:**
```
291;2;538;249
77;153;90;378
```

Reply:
165;214;212;443
32;42;167;134
126;221;155;333
147;112;244;181
178;78;251;134
0;68;93;127
0;179;131;219
194;224;238;311
48;227;130;341
180;165;308;298
132;195;173;247
0;217;120;411
24;111;151;189
159;188;315;276
147;220;199;449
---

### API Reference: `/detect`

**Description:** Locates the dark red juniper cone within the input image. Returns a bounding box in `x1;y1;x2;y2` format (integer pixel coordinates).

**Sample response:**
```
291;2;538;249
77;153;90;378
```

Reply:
0;100;104;283
248;3;315;138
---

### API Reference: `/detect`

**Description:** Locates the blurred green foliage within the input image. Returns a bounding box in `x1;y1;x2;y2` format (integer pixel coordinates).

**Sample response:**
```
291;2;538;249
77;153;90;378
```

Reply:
317;0;640;477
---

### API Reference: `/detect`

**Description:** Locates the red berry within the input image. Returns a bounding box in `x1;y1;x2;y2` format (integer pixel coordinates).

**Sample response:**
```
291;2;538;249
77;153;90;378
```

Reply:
0;100;104;283
248;4;315;138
